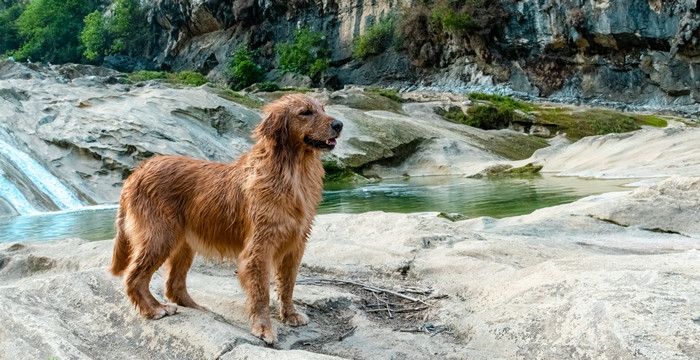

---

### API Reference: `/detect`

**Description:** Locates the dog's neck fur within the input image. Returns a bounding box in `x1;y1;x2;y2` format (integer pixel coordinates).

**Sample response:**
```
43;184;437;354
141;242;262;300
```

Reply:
246;138;324;192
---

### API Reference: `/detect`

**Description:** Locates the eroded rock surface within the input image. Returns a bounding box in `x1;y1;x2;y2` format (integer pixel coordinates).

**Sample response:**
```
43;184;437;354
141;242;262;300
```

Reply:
0;177;698;359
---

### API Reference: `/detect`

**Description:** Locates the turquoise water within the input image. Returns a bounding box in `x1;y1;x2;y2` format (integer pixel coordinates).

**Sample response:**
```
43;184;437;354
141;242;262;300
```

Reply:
0;175;632;243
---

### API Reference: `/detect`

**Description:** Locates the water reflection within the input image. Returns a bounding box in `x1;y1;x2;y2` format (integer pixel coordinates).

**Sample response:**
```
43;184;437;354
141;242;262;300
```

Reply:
0;175;632;243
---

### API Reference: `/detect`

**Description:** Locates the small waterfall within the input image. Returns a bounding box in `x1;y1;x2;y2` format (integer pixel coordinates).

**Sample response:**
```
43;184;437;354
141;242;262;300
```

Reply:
0;139;84;214
0;172;38;215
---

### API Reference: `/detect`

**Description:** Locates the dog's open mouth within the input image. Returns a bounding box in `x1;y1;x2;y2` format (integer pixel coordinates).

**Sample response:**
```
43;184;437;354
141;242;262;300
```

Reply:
304;136;338;149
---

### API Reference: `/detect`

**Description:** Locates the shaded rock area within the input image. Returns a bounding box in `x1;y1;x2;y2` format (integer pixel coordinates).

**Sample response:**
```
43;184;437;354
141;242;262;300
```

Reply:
0;177;698;359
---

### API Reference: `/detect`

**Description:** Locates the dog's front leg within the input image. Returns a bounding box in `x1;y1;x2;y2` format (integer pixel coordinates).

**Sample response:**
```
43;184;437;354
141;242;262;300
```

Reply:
238;233;276;344
275;241;309;327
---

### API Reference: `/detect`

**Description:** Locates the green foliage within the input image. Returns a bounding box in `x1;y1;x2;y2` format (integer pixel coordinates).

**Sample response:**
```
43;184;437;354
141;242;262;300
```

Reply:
635;115;668;128
228;45;263;90
0;2;24;56
13;0;102;63
256;81;281;92
430;6;475;33
353;17;396;59
366;87;404;103
127;70;166;82
78;0;147;62
468;92;534;112
171;71;207;86
213;88;265;109
108;0;147;56
80;11;106;61
127;70;207;86
441;104;513;130
442;107;469;124
277;27;330;78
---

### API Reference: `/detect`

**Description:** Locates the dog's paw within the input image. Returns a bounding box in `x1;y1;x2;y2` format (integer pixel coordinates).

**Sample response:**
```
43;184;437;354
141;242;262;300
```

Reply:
251;321;277;345
282;311;309;327
149;304;178;320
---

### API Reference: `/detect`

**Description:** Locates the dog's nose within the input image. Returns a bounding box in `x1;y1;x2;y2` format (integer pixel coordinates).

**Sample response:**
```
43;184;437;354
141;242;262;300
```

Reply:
331;119;343;132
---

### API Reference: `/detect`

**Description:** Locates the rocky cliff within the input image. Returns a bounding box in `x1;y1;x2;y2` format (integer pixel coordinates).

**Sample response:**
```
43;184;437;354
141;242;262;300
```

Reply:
141;0;700;114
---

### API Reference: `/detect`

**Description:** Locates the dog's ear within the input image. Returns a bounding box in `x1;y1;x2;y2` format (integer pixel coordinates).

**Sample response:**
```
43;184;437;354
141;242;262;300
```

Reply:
254;106;290;147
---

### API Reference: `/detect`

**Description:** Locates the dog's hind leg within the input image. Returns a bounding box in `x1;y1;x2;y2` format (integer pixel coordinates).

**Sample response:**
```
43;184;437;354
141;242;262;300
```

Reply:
238;235;276;344
165;242;204;310
275;244;308;327
124;222;178;319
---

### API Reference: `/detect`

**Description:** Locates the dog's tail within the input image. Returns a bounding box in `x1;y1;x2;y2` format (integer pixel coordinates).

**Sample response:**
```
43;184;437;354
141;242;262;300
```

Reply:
110;207;131;276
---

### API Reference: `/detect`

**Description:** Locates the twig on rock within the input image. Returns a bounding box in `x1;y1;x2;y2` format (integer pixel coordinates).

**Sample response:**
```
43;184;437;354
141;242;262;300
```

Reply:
298;277;431;305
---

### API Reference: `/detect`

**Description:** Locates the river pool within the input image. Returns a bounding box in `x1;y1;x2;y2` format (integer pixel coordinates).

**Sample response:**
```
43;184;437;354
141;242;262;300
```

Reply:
0;175;633;243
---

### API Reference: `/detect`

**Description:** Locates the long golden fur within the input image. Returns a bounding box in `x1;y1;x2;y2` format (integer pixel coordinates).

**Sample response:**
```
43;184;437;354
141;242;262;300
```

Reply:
110;94;342;344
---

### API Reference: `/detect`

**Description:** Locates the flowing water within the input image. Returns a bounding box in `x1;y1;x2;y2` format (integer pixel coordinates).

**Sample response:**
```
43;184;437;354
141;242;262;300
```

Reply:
0;139;85;214
0;175;633;243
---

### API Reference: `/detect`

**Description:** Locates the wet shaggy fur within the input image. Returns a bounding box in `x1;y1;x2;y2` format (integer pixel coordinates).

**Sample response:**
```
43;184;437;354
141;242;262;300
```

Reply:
110;94;342;344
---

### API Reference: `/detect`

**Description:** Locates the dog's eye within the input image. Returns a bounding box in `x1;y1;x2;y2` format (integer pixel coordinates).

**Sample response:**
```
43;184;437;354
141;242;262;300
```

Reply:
299;109;313;116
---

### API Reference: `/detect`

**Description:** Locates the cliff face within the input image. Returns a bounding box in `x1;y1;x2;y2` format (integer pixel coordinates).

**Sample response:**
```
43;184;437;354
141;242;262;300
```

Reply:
142;0;699;113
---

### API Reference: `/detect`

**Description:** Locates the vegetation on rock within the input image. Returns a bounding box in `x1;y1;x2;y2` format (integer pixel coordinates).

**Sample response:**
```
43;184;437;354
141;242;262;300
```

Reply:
128;70;207;86
0;0;146;63
366;87;404;103
439;92;669;141
13;0;102;63
212;88;265;109
353;16;396;59
0;1;24;56
228;45;263;90
277;27;330;79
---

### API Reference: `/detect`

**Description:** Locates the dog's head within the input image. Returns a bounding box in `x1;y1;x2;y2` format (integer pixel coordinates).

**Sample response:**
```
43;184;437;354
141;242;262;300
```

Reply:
254;94;342;151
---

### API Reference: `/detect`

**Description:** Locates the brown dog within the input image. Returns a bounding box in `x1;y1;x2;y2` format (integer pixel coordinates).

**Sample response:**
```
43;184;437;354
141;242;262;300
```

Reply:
109;94;342;344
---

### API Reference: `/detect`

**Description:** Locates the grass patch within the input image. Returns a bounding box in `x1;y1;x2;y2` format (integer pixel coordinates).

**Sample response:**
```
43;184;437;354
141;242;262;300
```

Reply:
329;91;404;114
468;92;534;112
211;88;265;109
635;115;668;128
472;163;544;179
128;70;207;86
366;87;404;103
483;133;550;160
534;108;668;140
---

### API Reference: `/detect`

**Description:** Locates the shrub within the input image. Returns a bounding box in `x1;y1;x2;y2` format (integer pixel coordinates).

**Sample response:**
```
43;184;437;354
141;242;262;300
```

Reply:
430;6;475;33
228;45;263;90
80;11;107;61
442;107;469;124
465;105;513;130
353;17;396;59
256;81;281;92
277;27;330;79
13;0;102;63
441;104;513;130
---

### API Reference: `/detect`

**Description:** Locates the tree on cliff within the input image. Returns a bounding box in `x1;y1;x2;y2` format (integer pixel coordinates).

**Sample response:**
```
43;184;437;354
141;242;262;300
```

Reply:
12;0;101;62
80;0;148;62
0;1;24;56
